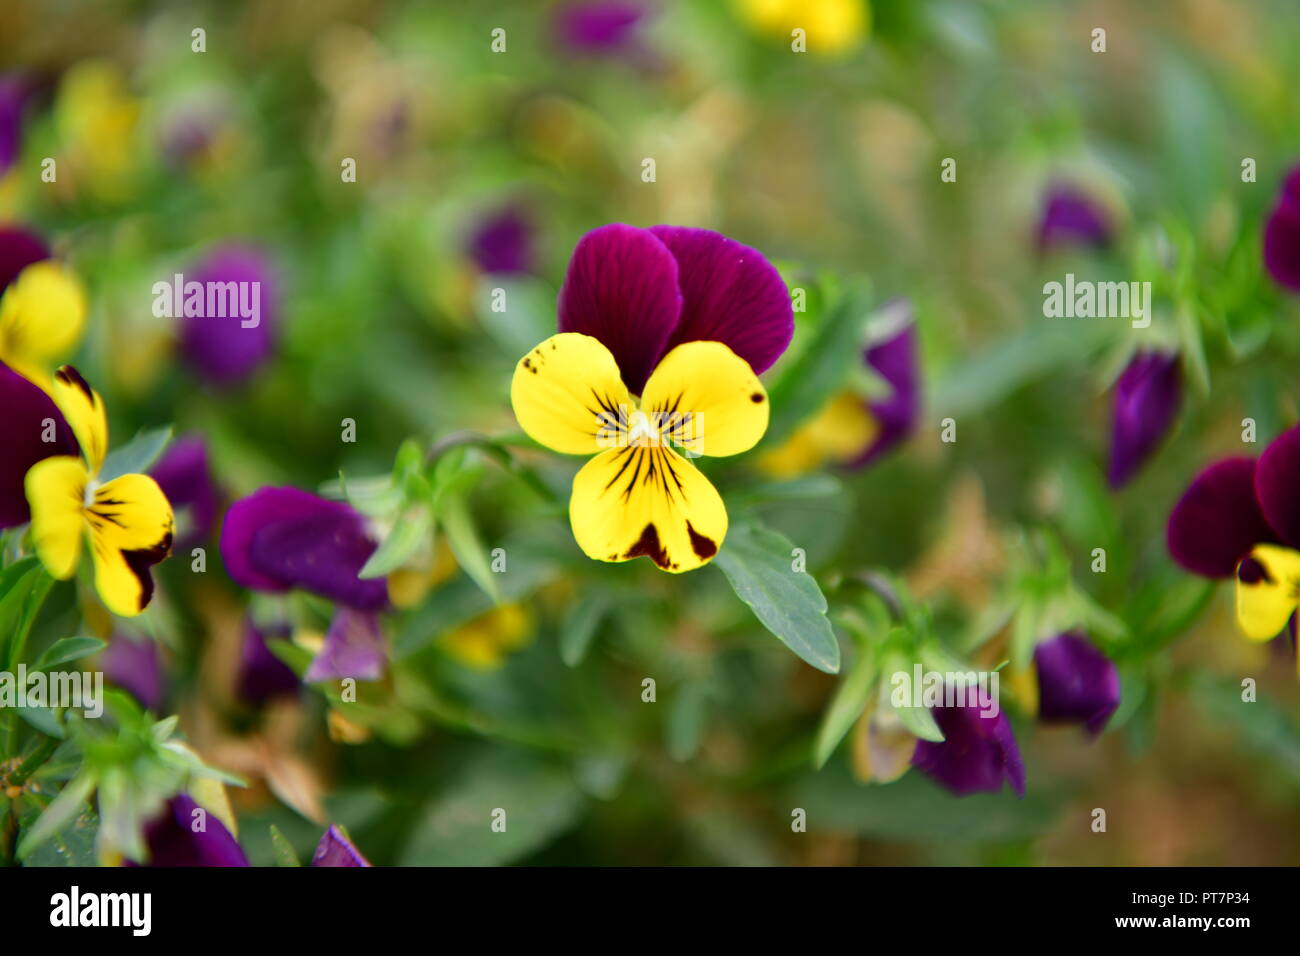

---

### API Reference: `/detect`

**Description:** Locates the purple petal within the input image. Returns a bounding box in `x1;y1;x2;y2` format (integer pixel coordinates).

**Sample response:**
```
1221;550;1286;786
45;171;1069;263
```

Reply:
0;74;30;177
1107;350;1182;488
911;691;1025;797
853;302;919;467
236;619;300;707
178;245;278;387
220;487;388;609
1036;183;1111;252
1167;457;1275;578
1264;165;1300;294
1033;631;1120;736
0;225;49;292
466;205;534;276
552;1;648;54
557;223;682;394
129;795;249;867
150;435;219;549
0;362;79;528
101;636;165;713
650;225;794;378
311;824;371;866
1254;424;1300;548
305;607;386;682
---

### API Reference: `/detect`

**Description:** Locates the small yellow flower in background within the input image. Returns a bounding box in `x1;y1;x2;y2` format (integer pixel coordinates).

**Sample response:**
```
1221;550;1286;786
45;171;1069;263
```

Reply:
441;603;531;670
736;0;870;55
24;366;173;617
55;61;141;200
0;260;87;390
759;392;878;478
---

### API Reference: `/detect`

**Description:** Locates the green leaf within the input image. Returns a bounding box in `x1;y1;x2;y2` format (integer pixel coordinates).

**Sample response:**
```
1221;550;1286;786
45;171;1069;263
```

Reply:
33;637;106;672
0;560;54;671
438;492;500;603
558;593;609;667
18;706;65;739
714;523;840;674
18;772;96;860
98;426;172;483
813;643;878;768
359;507;432;579
270;824;302;867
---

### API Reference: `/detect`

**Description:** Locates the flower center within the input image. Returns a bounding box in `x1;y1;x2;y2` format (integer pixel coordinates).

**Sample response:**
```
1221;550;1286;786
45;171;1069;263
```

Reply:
626;408;661;447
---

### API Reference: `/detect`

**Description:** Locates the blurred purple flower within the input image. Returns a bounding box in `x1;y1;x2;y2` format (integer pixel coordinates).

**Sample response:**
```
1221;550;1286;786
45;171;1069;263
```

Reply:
236;619;300;707
911;689;1025;797
0;74;31;176
0;361;78;528
552;2;651;56
178;245;277;387
151;435;219;548
854;301;920;467
1264;164;1300;293
1108;350;1181;489
305;607;386;682
311;824;371;866
1036;184;1111;253
101;635;165;713
0;225;49;292
1033;631;1120;736
466;205;535;276
129;795;249;867
220;487;388;611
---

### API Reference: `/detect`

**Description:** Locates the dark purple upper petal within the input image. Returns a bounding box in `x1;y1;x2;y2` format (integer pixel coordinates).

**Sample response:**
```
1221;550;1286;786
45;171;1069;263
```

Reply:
557;223;682;394
129;795;249;867
101;636;165;713
0;225;49;293
1167;457;1275;578
220;486;388;609
1254;424;1300;548
649;225;794;379
853;303;919;467
466;205;534;276
0;362;79;528
236;619;300;707
178;245;277;387
1264;165;1300;294
1108;350;1182;489
1036;183;1111;252
911;690;1025;798
150;435;219;549
305;607;386;682
1033;631;1120;736
311;824;371;866
552;1;648;54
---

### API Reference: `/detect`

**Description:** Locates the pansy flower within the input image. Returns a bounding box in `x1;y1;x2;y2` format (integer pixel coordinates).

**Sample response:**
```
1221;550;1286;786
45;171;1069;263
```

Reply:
735;0;869;55
25;366;174;617
0;230;87;390
1036;183;1112;253
1032;631;1120;736
552;2;654;59
466;204;535;276
128;794;249;867
511;224;793;572
911;688;1025;797
1167;426;1300;642
1107;350;1181;489
1263;164;1300;293
0;73;32;177
177;245;277;387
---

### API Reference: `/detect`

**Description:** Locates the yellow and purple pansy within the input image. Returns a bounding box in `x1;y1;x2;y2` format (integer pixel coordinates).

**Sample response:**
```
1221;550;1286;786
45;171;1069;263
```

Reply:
511;223;794;573
1167;425;1300;644
0;226;87;391
24;366;175;617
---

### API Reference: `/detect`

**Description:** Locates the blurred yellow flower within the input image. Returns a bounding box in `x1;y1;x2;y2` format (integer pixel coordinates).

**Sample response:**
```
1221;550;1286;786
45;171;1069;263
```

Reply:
736;0;870;55
55;61;141;200
441;603;531;670
0;260;87;391
758;391;877;478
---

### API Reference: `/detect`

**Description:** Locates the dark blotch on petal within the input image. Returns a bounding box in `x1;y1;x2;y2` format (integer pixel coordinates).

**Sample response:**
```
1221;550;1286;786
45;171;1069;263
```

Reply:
1108;350;1181;489
1033;631;1120;736
1237;555;1271;585
624;522;670;568
1167;457;1275;578
686;521;717;560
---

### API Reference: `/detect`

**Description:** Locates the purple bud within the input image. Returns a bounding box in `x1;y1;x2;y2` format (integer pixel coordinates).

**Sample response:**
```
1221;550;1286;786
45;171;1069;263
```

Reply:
1034;631;1120;736
1108;350;1181;489
466;205;535;276
911;689;1025;798
129;795;249;867
311;824;371;866
1036;184;1111;253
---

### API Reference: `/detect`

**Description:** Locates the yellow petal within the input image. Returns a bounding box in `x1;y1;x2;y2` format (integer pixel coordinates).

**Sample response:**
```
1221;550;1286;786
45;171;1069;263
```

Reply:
0;261;87;364
50;365;108;474
511;333;631;455
86;472;173;617
640;341;769;458
758;391;878;477
1235;544;1300;642
25;455;91;580
569;444;727;573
